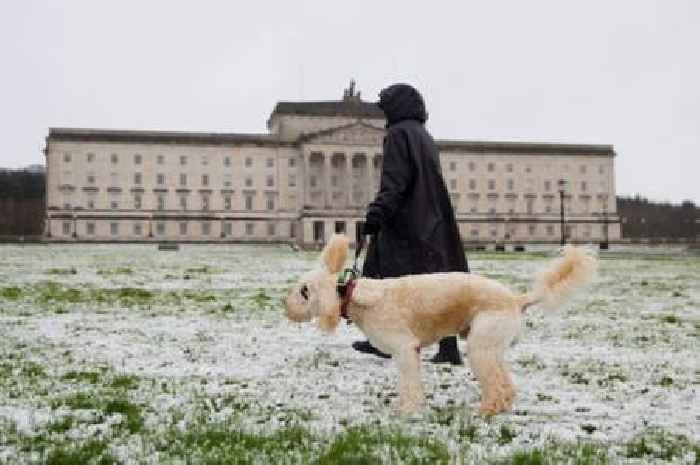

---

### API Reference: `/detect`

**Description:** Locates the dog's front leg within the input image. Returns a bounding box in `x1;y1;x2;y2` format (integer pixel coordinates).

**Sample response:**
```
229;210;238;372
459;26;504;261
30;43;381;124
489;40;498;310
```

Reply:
396;344;424;414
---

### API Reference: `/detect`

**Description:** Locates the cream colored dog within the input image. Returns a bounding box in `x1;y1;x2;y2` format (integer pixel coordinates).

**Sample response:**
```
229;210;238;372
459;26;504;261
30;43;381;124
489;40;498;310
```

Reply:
285;234;597;415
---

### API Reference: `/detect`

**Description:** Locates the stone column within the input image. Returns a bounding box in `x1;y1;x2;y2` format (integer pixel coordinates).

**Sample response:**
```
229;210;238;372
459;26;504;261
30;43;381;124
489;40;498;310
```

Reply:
323;154;332;209
367;156;375;202
303;151;310;206
345;155;352;209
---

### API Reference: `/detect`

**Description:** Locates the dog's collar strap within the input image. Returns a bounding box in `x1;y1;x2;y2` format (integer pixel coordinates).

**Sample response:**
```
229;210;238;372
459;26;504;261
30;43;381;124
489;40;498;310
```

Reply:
337;267;359;320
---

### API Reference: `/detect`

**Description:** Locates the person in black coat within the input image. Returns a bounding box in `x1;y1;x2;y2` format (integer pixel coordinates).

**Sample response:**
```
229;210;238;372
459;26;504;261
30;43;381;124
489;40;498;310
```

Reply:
352;83;469;365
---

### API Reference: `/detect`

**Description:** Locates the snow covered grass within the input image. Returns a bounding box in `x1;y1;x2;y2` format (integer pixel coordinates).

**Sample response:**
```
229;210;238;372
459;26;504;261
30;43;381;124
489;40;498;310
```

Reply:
0;244;698;464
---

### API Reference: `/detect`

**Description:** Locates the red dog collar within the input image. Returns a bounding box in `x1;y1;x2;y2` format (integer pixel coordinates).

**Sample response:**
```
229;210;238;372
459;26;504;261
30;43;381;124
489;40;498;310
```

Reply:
339;278;357;320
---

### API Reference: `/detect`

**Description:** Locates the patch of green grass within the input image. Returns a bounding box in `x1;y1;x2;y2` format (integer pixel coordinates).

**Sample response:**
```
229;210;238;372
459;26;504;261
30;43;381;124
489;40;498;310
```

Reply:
46;415;75;434
624;428;695;462
493;441;609;465
97;267;133;275
61;370;103;384
44;440;117;465
46;267;77;275
497;424;517;445
660;314;682;324
110;374;139;390
0;286;22;300
318;426;450;465
104;398;144;434
185;266;211;274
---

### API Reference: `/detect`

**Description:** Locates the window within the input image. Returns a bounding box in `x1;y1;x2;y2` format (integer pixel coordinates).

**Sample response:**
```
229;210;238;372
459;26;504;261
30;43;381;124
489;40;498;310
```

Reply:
490;229;497;237
180;156;187;166
266;175;274;187
245;157;253;167
525;165;531;173
526;200;534;214
87;199;95;209
487;162;494;172
544;180;551;191
87;223;95;235
110;201;119;210
156;222;165;235
110;222;119;236
290;222;296;238
201;222;210;236
110;172;118;186
471;229;479;237
245;177;253;187
245;222;254;235
469;179;476;190
545;205;552;213
266;197;274;210
179;222;188;235
331;176;338;188
134;154;142;165
488;180;495;190
580;165;587;174
202;174;209;187
134;195;142;209
201;196;209;211
111;153;118;164
201;156;208;166
224;196;231;210
450;179;457;190
180;174;187;186
157;196;165;210
507;179;514;190
134;173;142;185
63;202;72;210
223;222;232;236
599;165;605;174
267;222;276;236
309;176;317;188
86;153;94;163
157;173;165;185
157;155;164;165
245;195;253;210
506;163;513;173
546;225;555;235
289;175;296;187
266;158;274;168
529;225;536;235
581;181;587;192
223;174;232;187
224;156;231;167
289;158;297;168
62;222;71;235
63;153;72;163
133;223;142;236
87;174;95;184
468;162;475;172
449;161;457;171
489;207;496;214
179;196;187;210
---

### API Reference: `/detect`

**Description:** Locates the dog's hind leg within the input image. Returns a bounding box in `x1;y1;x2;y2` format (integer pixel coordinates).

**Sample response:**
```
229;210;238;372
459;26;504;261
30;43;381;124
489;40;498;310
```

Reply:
466;311;521;416
395;339;425;414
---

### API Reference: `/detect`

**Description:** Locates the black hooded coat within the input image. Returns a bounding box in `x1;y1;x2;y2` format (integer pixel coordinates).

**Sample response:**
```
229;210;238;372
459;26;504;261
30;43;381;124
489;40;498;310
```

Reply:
362;84;468;278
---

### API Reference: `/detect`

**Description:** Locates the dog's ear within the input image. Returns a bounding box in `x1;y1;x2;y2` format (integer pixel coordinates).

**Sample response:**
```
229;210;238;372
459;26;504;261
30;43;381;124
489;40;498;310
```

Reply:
352;281;384;307
321;234;349;274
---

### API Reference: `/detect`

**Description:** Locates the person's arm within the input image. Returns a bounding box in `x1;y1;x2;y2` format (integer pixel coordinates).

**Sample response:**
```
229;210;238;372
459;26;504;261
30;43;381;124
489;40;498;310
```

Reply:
364;129;415;234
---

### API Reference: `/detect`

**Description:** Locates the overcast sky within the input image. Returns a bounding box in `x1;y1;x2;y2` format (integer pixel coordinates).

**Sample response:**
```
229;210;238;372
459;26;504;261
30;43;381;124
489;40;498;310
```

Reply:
1;1;698;203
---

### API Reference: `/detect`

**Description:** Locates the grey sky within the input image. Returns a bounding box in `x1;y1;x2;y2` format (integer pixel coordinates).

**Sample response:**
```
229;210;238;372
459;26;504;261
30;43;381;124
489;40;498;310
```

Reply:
1;0;698;203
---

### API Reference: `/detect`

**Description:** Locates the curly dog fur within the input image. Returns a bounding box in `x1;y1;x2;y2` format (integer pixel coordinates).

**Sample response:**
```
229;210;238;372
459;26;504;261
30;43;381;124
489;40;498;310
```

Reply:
284;234;597;415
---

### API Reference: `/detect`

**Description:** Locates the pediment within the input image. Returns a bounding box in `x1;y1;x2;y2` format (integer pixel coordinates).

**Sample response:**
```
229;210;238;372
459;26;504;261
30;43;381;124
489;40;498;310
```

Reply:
300;122;385;146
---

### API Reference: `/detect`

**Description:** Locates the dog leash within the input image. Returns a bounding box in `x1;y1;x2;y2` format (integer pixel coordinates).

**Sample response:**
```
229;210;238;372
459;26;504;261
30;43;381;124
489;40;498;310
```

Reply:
337;228;367;320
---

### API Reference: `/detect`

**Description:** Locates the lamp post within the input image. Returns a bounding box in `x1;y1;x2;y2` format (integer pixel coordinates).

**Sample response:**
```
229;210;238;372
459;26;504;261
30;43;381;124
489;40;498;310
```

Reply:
601;199;609;250
558;179;568;246
72;207;78;240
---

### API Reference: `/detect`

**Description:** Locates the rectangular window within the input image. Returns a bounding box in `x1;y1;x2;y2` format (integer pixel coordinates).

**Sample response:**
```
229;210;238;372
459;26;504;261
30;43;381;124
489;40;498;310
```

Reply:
266;158;274;168
157;173;165;185
201;156;208;166
266;197;274;211
245;222;254;235
468;162;475;171
450;179;457;190
180;155;187;166
507;179;514;190
288;158;297;168
157;155;164;165
290;222;296;238
62;222;71;235
487;162;494;172
267;222;276;236
202;174;209;186
134;195;142;209
156;222;165;235
245;195;253;210
201;222;210;236
134;154;142;165
506;163;513;173
87;199;95;209
331;176;338;187
223;174;232;187
245;177;253;187
179;222;187;235
134;173;142;185
111;201;119;210
245;157;253;167
111;153;118;164
87;174;95;184
449;161;457;171
529;225;536;235
224;222;232;236
266;175;274;187
110;222;119;236
180;173;187;186
469;179;476;190
581;181;587;192
471;229;479;237
201;196;209;211
224;156;231;167
289;175;296;187
158;196;165;210
544;180;551;191
546;225;555;235
180;196;187;210
133;223;142;236
488;179;495;190
87;222;95;235
580;165;587;174
224;196;231;210
86;153;94;163
310;176;317;188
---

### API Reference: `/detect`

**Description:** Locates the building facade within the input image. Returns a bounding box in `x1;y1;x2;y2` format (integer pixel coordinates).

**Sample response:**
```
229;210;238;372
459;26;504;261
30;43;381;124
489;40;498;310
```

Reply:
44;84;620;245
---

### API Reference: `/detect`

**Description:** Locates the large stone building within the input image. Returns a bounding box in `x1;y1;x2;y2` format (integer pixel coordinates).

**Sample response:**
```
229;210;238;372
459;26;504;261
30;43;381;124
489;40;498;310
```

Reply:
44;83;620;245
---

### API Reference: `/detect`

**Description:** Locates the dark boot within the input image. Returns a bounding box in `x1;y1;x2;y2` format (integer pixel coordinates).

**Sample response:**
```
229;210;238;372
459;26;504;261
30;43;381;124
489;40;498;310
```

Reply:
430;336;463;365
351;340;391;359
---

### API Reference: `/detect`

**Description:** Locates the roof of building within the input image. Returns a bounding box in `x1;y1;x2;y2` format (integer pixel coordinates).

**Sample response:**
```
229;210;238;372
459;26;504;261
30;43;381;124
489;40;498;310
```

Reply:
436;139;614;155
270;100;385;119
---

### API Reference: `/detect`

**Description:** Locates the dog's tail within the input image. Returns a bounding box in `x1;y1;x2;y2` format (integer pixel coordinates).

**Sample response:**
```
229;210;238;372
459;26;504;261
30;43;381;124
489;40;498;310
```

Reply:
517;245;597;312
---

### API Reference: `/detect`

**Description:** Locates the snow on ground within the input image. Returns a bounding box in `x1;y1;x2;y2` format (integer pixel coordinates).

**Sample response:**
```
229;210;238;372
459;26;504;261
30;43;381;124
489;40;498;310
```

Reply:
0;244;698;464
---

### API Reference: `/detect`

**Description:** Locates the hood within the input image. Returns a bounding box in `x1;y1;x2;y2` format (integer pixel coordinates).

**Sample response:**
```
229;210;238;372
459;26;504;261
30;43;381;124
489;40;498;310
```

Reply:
377;83;428;127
